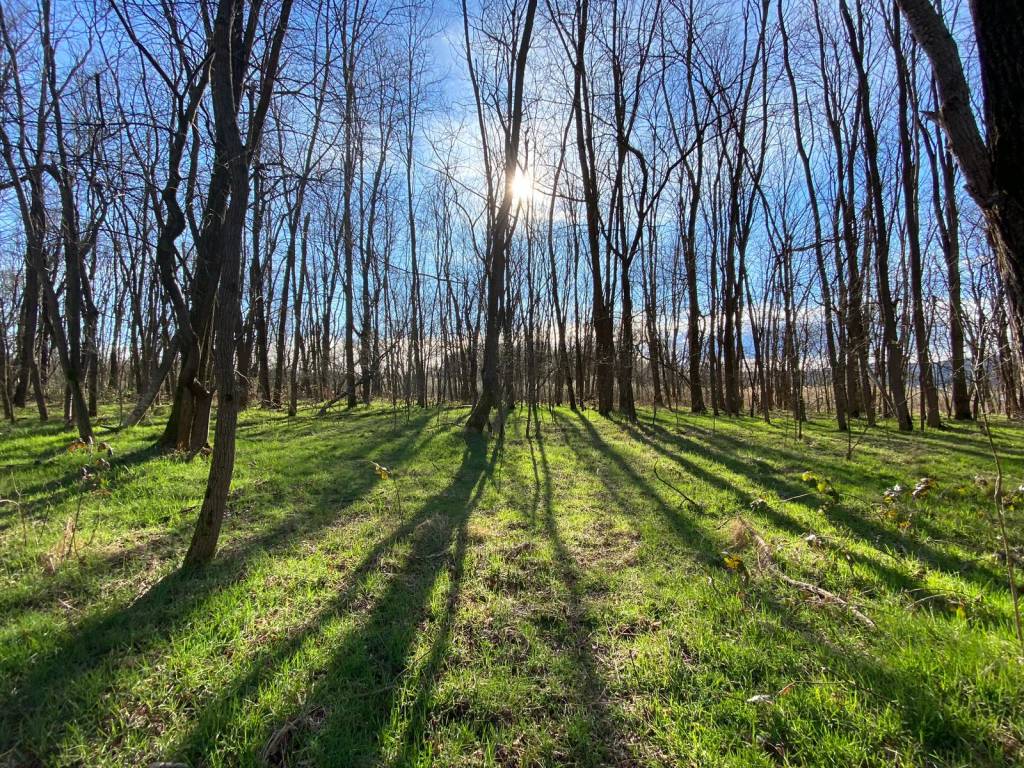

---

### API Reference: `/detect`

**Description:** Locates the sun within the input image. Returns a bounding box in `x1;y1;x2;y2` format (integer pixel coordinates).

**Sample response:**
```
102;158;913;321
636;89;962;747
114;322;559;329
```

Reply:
510;168;535;203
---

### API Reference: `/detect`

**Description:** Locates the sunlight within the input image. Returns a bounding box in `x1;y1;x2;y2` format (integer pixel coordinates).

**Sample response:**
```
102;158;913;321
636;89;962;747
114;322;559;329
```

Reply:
510;168;535;203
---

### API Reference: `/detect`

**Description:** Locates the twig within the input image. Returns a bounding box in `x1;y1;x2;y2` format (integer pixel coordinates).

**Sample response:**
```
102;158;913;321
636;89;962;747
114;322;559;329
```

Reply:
845;416;872;461
652;462;702;510
737;518;876;629
776;491;816;505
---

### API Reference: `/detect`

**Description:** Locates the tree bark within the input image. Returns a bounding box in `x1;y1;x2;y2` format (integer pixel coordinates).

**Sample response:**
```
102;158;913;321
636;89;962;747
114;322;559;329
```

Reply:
896;0;1024;371
184;0;293;567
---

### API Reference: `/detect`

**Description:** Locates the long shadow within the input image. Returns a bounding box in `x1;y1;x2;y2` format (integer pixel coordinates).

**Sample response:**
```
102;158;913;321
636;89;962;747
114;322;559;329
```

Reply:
634;415;1007;594
585;411;1020;764
623;418;936;597
594;412;1014;629
619;420;943;594
898;419;1024;464
551;410;720;568
660;418;902;492
0;521;191;617
2;441;167;523
644;419;1018;763
7;405;420;520
385;432;501;767
614;416;815;544
167;432;498;766
634;418;843;515
529;424;632;765
0;409;437;762
820;502;1007;595
677;415;1023;504
655;413;1018;614
0;416;90;470
746;587;1018;767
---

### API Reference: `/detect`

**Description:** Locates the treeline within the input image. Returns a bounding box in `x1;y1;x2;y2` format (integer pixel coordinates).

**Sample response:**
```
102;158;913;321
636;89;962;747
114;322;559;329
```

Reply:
1;0;1022;562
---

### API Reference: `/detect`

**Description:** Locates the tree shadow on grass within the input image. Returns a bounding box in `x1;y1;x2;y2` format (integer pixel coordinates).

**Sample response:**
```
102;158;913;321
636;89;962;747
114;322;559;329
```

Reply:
526;422;634;766
629;418;835;516
2;441;167;523
630;415;1007;595
0;521;192;617
819;502;1007;595
744;588;1020;767
550;410;720;569
564;410;1016;636
613;416;808;538
614;419;955;597
165;431;500;767
659;417;902;492
381;432;499;767
0;409;438;764
883;418;1024;465
551;409;1019;766
0;415;91;468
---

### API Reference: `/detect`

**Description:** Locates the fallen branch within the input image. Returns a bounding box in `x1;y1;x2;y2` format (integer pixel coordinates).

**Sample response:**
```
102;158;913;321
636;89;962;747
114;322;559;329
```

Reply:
734;518;876;630
316;387;355;417
122;336;180;427
261;706;325;765
653;462;703;510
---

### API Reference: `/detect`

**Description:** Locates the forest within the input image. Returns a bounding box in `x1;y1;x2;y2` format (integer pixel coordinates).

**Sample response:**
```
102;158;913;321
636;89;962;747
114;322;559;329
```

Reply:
1;0;1023;765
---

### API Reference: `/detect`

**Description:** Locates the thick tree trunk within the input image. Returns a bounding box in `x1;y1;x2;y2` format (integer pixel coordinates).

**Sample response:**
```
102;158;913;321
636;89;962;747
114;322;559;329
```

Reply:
897;0;1024;371
684;236;705;413
406;150;426;408
643;241;663;409
159;156;226;449
343;195;357;409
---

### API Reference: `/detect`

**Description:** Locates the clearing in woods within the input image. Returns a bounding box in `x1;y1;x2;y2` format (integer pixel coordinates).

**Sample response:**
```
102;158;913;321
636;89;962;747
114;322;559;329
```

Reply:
1;405;1022;766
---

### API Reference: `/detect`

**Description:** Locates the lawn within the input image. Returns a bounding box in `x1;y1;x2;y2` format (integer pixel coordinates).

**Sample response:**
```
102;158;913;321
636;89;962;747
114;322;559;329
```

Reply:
1;404;1022;767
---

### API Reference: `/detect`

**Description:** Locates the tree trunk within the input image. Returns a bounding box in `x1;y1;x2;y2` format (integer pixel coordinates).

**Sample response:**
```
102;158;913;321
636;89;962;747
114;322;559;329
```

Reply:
891;7;941;428
896;0;1024;373
464;0;539;431
841;0;913;431
184;0;293;567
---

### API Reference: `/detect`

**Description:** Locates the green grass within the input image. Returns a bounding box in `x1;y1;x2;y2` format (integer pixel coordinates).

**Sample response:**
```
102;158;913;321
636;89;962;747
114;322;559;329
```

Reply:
1;403;1022;767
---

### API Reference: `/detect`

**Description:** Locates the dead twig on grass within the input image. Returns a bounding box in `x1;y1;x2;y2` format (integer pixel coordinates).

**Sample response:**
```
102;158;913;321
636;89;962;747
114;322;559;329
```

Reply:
652;462;703;511
732;517;876;630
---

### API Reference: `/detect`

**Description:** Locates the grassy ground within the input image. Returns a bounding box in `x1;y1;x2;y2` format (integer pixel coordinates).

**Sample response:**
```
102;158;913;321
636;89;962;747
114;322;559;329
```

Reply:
1;403;1022;767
